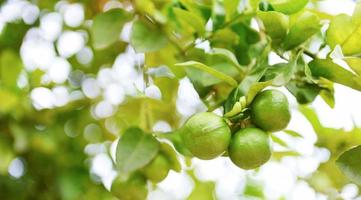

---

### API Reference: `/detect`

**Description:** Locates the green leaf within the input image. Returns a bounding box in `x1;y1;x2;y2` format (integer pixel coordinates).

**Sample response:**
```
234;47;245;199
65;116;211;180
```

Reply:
175;61;238;87
317;78;335;108
304;62;315;82
267;62;297;86
212;0;226;30
231;21;262;45
229;21;265;65
159;142;182;172
153;77;179;103
306;8;334;20
344;57;361;76
326;14;353;55
182;49;240;95
267;0;309;15
145;44;185;78
116;127;159;173
272;151;301;160
209;48;243;73
224;101;244;117
258;11;289;46
246;80;273;105
271;135;289;148
265;52;301;86
249;0;261;10
111;173;148;200
326;4;361;56
308;59;361;91
130;20;168;53
162;131;193;157
0;22;29;49
173;7;206;36
283;11;321;50
244;178;265;198
238;64;268;95
188;173;216;200
286;82;320;104
224;0;240;21
336;145;361;185
114;97;178;131
319;88;335;108
259;1;273;12
223;63;267;113
133;0;156;16
283;130;303;138
91;8;131;49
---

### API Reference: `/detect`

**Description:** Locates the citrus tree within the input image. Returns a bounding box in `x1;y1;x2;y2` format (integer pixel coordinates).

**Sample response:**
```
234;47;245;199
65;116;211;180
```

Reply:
0;0;361;199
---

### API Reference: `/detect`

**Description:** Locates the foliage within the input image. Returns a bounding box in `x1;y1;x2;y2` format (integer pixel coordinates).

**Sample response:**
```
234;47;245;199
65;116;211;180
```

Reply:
0;0;361;199
300;106;361;191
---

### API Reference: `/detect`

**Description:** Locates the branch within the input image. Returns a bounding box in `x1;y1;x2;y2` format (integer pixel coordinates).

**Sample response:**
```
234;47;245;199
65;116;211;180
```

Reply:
303;49;317;59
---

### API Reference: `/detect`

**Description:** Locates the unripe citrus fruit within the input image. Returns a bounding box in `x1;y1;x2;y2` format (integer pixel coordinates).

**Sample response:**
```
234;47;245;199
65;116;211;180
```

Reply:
142;153;170;183
229;128;271;169
251;89;291;132
181;112;231;160
111;173;148;200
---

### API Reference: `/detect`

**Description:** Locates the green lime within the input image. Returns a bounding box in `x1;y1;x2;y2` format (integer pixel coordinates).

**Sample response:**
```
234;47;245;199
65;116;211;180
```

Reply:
111;173;148;200
142;153;170;183
228;128;271;169
181;112;231;160
251;89;291;132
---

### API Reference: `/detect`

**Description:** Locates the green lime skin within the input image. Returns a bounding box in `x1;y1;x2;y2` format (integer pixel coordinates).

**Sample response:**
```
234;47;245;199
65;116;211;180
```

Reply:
250;89;291;132
228;128;271;170
181;112;231;160
111;173;148;200
142;153;170;183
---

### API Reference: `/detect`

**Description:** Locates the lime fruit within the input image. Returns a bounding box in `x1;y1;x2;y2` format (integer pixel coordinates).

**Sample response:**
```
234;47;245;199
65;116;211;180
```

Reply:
142;153;170;183
111;173;148;200
251;89;291;132
228;128;271;169
181;112;231;160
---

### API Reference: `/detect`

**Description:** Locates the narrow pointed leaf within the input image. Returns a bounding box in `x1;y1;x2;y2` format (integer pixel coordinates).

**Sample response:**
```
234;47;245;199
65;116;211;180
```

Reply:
308;59;361;91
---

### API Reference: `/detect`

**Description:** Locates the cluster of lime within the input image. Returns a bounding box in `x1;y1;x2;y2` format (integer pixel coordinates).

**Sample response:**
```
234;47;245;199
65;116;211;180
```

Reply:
110;89;291;199
180;89;291;169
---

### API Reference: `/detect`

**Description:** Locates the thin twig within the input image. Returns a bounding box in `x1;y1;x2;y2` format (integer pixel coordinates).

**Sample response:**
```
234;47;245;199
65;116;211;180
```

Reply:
303;49;317;59
276;52;289;61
